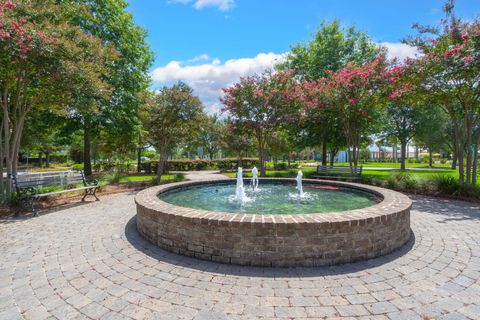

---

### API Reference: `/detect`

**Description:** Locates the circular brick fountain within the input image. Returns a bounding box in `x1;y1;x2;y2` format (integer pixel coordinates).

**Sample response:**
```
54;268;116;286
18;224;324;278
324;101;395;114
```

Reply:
135;179;411;267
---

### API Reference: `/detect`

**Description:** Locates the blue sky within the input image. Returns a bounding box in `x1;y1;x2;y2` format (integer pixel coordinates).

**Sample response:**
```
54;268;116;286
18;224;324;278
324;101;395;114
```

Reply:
127;0;480;112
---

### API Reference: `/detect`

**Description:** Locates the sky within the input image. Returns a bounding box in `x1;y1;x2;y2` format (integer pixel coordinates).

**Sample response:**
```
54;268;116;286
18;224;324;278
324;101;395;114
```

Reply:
127;0;480;113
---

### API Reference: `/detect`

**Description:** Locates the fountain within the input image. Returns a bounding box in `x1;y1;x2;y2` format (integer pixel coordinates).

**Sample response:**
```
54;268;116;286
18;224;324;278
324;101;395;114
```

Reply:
251;166;259;191
136;172;412;267
234;167;249;203
295;170;304;197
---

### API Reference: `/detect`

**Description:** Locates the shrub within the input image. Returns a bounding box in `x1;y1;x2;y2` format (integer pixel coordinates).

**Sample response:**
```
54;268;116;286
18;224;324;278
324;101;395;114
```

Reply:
386;173;418;191
140;158;260;173
431;174;459;195
386;175;399;189
103;171;122;184
273;162;288;170
72;163;84;171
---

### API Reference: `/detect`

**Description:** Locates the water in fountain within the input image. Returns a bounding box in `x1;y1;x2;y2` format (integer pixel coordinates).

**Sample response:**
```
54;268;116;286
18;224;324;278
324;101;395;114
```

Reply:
233;167;250;203
251;166;259;191
296;170;304;197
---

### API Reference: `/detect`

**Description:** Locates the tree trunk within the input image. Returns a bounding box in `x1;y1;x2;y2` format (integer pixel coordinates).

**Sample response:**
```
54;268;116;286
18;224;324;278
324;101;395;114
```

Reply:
465;113;473;185
157;148;168;180
38;151;43;168
321;133;328;166
329;150;336;166
0;128;4;200
400;141;407;171
45;150;50;168
83;117;92;176
259;147;266;177
472;141;478;186
429;148;433;168
137;146;142;173
415;145;419;160
451;142;457;170
3;102;12;195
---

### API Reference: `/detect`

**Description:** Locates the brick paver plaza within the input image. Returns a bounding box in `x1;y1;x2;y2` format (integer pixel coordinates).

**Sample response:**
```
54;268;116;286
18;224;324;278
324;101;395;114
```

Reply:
1;175;479;319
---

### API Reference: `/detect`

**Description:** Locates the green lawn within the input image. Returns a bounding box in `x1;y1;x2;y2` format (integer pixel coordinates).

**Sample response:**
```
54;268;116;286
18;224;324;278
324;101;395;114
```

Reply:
225;166;462;182
118;174;179;183
321;161;452;169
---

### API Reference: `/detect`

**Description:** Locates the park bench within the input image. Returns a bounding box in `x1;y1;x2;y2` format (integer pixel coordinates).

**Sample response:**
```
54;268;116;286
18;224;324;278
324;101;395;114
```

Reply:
312;165;363;180
11;170;99;216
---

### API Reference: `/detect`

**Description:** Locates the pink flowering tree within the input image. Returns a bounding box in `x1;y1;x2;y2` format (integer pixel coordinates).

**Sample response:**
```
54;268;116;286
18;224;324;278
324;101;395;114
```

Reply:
0;0;58;196
221;70;301;176
0;0;112;198
318;57;389;170
403;6;480;184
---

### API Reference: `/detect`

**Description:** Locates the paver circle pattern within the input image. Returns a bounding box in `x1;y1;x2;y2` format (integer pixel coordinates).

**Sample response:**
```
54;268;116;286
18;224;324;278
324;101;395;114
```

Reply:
1;185;480;319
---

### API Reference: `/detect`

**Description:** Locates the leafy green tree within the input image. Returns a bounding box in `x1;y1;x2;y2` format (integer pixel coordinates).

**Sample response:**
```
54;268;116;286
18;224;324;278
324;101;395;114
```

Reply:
218;119;254;160
196;114;222;160
382;104;425;170
64;0;153;176
21;108;70;167
142;83;204;180
414;106;449;167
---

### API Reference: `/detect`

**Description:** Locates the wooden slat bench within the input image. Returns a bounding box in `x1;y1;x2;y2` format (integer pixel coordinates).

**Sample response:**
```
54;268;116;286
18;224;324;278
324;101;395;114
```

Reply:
11;170;99;216
311;165;363;180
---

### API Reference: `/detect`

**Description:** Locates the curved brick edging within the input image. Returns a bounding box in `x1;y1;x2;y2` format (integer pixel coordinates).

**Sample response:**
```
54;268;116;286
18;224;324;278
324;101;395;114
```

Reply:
135;179;411;267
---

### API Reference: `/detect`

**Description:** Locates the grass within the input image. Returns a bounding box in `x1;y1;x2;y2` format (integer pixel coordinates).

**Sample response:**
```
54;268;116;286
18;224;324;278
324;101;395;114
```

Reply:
225;166;462;182
33;173;184;195
324;161;453;169
118;174;179;183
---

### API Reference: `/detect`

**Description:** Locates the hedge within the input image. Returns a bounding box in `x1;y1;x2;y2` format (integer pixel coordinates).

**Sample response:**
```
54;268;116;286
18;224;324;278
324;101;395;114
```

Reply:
139;158;260;173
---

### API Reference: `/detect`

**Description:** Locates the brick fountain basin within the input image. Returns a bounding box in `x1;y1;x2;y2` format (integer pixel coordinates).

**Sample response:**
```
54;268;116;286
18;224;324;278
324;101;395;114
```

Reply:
135;179;411;267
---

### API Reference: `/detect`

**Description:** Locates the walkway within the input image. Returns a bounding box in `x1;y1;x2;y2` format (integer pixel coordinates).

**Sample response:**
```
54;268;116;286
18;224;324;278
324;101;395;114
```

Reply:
180;170;228;181
0;181;479;319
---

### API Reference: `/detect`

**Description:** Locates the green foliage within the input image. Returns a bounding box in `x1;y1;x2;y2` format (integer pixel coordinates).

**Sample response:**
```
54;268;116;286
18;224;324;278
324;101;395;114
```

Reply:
151;173;184;185
102;171;122;184
142;82;205;176
72;163;84;171
431;174;459;195
279;20;379;80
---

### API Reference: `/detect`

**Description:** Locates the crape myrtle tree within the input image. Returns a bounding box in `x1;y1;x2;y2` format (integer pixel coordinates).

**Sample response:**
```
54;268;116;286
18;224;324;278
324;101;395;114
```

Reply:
300;56;389;171
279;20;378;165
403;0;480;184
0;0;108;198
221;70;301;177
142;83;204;180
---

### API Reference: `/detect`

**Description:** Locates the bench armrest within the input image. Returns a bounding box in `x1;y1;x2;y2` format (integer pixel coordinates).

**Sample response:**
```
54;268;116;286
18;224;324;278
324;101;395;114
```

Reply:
17;186;38;199
85;179;99;187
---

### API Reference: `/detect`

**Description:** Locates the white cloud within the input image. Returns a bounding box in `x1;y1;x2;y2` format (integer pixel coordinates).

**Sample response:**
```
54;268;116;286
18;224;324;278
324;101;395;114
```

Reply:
171;0;234;11
380;42;419;61
151;52;286;113
186;54;211;63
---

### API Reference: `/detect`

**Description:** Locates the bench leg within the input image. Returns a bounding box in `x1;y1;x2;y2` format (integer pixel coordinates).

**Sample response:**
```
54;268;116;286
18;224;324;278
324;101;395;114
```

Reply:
20;197;39;217
82;188;100;201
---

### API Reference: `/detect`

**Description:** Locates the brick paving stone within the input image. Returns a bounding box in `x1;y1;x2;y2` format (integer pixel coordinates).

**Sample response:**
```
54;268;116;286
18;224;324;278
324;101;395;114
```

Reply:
335;304;370;317
366;301;398;314
0;176;479;319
